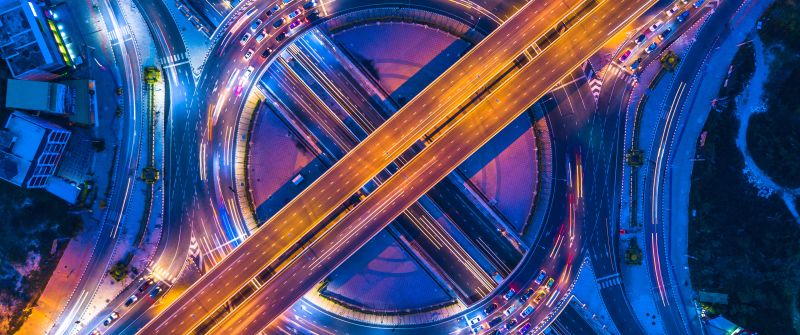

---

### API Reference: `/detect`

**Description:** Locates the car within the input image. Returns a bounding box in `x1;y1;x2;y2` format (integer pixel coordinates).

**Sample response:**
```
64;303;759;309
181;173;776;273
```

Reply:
503;304;517;316
260;48;273;58
518;288;535;303
124;294;138;307
545;278;556;290
240;32;251;45
648;20;664;32
630;57;643;70
102;312;119;326
505;318;518;330
658;28;672;41
138;278;154;293
487;330;501;335
243;48;254;60
503;288;516;300
289;18;306;30
250;19;263;31
469;315;482;325
90;330;102;335
282;0;291;5
694;0;705;8
645;42;658;53
471;324;486;333
635;33;647;45
303;0;316;10
519;322;532;334
288;8;303;19
483;303;498;315
273;18;285;28
676;10;690;22
244;6;257;17
618;49;632;63
488;316;502;327
243;65;255;79
665;5;680;16
275;32;286;42
149;286;163;299
520;305;535;317
534;270;547;285
533;291;546;304
266;5;280;17
255;30;269;43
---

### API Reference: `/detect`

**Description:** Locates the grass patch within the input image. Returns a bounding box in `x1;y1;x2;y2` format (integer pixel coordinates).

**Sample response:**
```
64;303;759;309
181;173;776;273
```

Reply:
747;8;800;188
689;44;800;335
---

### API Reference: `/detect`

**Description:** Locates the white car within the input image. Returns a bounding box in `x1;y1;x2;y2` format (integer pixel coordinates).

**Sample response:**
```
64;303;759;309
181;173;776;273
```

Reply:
468;316;481;325
255;29;269;43
102;312;119;326
240;32;252;45
243;49;254;60
243;66;255;79
665;5;680;16
648;20;664;32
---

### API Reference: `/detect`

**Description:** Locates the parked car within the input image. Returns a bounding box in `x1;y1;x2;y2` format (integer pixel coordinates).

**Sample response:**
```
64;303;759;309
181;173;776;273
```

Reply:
138;278;154;293
646;42;658;53
635;33;647;45
676;10;690;22
503;304;517;316
266;5;280;17
483;303;498;315
618;49;632;63
545;277;556;290
505;318;518;330
533;291;546;304
250;18;262;31
534;270;547;285
288;8;303;19
503;288;516;300
520;305;535;317
149;286;163;299
102;312;119;326
519;322;532;334
124;294;138;307
519;288;535;303
255;29;269;43
630;58;643;71
648;20;664;32
261;48;273;58
665;5;680;16
240;32;251;45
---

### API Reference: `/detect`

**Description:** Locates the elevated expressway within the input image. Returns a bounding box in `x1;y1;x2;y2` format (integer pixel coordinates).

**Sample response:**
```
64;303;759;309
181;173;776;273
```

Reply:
139;0;589;333
205;0;657;333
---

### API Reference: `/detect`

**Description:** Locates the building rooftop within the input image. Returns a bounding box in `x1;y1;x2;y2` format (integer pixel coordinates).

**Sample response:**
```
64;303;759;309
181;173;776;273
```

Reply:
0;0;68;78
5;111;47;162
6;79;71;115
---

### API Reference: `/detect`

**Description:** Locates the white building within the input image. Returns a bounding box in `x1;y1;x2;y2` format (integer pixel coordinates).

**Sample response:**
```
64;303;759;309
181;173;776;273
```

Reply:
0;111;70;188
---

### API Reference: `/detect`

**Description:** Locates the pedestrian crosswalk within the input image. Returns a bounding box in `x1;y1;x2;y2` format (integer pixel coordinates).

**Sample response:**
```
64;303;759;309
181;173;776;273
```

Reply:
160;52;190;67
589;76;603;102
597;273;622;289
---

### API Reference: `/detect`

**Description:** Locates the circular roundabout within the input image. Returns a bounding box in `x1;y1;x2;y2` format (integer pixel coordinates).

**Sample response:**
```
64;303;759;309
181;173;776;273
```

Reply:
198;1;584;334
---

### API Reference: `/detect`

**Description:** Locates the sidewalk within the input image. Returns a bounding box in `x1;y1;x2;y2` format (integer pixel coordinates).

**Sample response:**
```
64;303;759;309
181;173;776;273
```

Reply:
617;7;711;335
16;0;133;332
70;0;169;327
571;258;621;335
154;0;211;76
666;1;773;334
